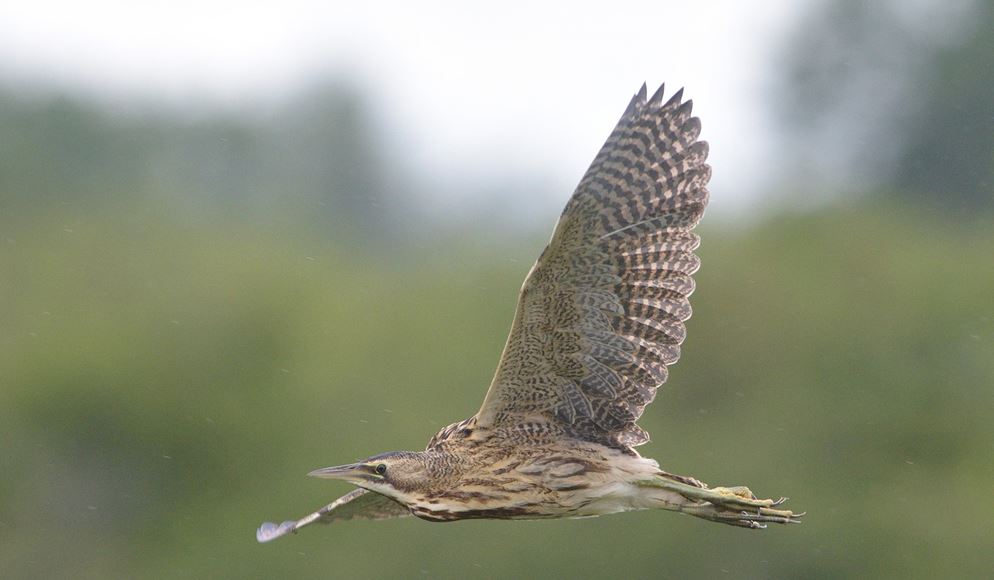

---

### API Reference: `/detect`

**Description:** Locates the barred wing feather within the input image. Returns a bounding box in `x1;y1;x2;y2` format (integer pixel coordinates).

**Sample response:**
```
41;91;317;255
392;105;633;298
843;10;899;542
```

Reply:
474;84;710;449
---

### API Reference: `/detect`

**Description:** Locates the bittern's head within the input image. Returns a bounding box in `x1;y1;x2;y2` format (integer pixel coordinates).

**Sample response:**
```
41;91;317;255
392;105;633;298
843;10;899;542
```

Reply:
308;451;431;501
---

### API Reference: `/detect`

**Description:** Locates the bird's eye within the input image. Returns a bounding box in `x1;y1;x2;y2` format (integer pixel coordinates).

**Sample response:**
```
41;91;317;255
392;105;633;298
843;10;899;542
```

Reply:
374;464;387;476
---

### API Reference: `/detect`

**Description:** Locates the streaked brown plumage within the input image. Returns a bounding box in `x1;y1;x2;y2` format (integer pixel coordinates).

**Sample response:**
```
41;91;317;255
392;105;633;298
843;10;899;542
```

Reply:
257;83;803;543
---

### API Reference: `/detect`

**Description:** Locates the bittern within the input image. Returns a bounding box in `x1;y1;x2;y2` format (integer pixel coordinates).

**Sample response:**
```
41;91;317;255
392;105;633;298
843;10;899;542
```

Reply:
257;83;803;543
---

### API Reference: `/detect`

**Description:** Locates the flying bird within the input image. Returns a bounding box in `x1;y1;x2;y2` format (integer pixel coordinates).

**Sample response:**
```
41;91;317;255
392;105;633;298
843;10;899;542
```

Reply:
257;83;803;543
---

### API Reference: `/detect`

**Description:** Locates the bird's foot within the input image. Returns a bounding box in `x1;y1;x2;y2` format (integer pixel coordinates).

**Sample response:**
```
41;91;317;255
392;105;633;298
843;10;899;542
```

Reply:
680;484;803;528
642;477;804;529
709;485;786;510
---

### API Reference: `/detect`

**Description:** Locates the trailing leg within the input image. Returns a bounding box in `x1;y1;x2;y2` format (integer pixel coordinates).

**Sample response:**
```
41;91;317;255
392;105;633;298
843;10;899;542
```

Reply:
639;474;804;529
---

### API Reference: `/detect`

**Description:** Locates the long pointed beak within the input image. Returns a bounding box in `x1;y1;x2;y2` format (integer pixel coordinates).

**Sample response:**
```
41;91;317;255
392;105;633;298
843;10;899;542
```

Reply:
307;462;370;483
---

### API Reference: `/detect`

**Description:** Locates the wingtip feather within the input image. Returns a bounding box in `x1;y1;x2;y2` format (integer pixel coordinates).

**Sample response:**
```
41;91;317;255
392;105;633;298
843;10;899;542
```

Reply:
256;520;296;543
664;87;685;109
648;82;666;107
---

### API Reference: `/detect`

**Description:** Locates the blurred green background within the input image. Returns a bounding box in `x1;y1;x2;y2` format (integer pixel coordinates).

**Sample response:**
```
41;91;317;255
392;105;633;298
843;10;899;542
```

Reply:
2;1;993;578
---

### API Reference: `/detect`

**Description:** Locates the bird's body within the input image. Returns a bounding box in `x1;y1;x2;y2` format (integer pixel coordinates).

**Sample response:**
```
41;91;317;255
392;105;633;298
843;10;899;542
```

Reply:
257;83;803;543
372;423;682;523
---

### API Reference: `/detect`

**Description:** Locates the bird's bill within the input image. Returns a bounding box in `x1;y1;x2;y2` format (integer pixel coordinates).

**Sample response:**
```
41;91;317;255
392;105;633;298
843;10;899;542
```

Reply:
307;462;380;484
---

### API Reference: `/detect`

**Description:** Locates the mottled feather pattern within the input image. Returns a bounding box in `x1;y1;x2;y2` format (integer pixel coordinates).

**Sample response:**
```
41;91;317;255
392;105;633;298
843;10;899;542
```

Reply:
475;84;710;449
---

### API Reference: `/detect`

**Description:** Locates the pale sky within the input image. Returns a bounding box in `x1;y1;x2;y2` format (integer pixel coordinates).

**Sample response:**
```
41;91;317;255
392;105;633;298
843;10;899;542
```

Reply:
0;0;808;219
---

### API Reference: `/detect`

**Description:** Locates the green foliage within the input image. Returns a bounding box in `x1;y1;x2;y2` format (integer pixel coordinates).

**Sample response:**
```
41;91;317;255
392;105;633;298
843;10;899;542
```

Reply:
2;200;992;578
0;83;399;239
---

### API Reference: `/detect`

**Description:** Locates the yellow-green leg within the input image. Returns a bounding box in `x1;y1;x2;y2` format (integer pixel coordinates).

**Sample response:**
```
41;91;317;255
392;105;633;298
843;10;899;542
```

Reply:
639;476;804;529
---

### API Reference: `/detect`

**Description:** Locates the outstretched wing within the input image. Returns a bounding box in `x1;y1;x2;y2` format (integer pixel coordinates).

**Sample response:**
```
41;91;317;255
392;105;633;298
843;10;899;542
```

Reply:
474;83;710;449
257;488;411;543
